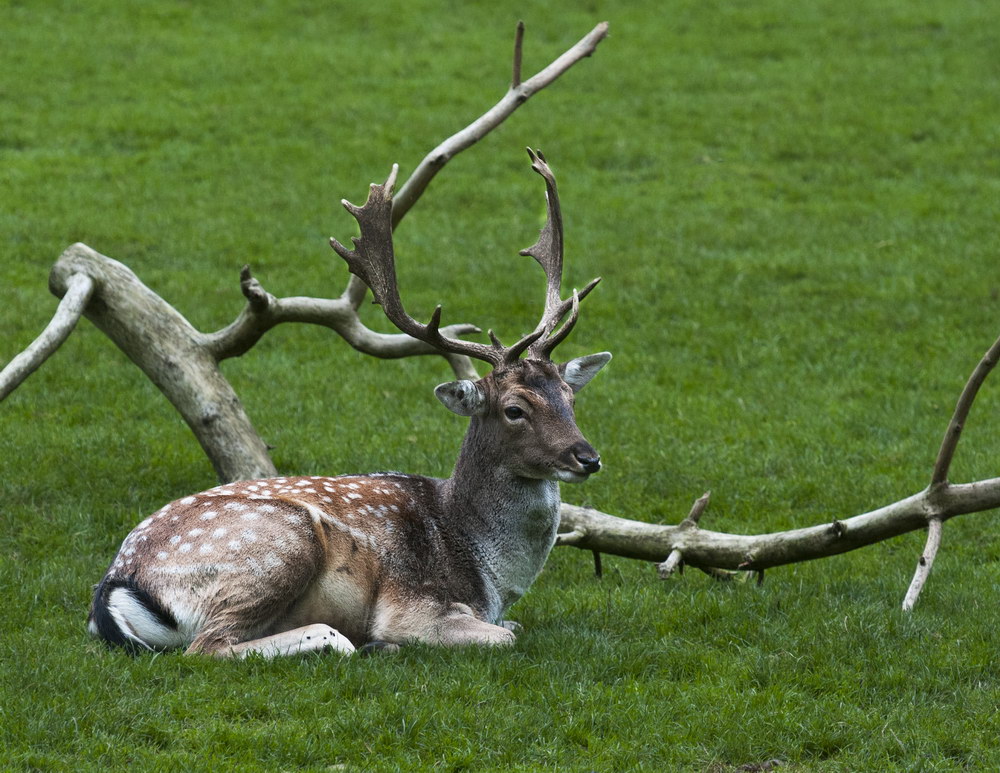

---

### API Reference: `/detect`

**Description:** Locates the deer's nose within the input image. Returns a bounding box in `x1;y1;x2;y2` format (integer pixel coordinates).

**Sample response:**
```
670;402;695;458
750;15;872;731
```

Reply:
574;450;602;474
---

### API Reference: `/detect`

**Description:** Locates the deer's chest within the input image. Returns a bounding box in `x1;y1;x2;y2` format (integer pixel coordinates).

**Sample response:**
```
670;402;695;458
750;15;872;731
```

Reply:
477;483;561;618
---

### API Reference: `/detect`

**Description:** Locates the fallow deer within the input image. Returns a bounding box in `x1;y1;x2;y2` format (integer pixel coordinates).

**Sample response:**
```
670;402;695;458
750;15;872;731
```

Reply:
88;149;610;657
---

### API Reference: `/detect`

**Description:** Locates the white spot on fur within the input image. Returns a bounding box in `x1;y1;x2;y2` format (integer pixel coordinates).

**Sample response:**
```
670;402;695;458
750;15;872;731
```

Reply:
156;551;168;560
347;483;359;489
241;530;258;543
348;492;362;500
228;540;241;550
181;496;196;505
179;543;192;553
241;511;260;520
224;502;249;512
212;527;227;538
169;535;181;545
188;528;204;537
200;510;218;521
199;543;214;555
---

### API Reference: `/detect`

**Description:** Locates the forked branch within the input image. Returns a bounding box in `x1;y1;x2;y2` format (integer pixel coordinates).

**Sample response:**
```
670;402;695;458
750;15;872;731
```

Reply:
559;329;1000;611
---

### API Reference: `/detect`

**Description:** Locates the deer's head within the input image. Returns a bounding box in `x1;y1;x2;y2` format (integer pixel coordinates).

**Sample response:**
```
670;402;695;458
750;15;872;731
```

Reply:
331;149;610;483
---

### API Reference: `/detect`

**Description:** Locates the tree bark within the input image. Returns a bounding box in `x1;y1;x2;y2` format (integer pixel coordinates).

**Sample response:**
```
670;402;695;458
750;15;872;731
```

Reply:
49;244;277;482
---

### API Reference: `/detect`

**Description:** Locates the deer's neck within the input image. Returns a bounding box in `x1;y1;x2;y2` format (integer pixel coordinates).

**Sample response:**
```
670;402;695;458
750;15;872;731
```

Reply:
441;424;561;622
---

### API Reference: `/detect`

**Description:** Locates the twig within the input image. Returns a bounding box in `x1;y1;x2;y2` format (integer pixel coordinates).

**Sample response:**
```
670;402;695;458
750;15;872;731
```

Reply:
390;21;609;226
512;21;525;87
680;491;711;528
657;549;684;579
555;529;587;547
931;331;1000;486
0;273;94;401
902;518;943;612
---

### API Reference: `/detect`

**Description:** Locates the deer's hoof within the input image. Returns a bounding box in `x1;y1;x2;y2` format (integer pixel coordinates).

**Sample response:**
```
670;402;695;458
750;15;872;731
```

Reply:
358;640;402;657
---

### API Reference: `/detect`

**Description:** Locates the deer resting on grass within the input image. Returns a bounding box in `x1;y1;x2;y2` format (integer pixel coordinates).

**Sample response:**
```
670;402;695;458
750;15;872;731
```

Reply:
88;150;610;657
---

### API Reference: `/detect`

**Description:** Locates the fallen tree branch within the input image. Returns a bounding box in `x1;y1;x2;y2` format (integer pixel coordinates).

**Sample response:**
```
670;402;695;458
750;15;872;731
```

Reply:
559;329;1000;609
0;273;94;401
2;21;609;482
560;478;1000;571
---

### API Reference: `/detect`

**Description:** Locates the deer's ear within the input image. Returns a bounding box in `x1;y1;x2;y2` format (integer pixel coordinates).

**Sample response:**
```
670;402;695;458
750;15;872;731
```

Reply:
435;380;486;416
560;352;612;393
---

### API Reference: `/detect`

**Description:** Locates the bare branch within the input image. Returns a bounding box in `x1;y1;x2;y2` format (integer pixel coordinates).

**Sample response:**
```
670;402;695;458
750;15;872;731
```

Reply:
512;21;525;87
657;549;684;579
203;264;480;373
902;518;943;612
0;272;94;402
931;331;1000;486
681;491;712;528
390;21;609;227
559;479;1000;574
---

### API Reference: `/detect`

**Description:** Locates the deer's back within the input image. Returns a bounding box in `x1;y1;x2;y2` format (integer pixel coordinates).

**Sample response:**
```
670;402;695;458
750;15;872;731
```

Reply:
100;473;485;646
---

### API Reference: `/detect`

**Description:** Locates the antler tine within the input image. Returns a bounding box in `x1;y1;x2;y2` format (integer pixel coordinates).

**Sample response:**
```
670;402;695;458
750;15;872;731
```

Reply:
513;148;599;362
519;148;564;317
330;167;502;368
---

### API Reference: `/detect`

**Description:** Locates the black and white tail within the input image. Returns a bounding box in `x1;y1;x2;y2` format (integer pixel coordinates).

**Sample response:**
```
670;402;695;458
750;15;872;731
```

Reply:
88;577;183;653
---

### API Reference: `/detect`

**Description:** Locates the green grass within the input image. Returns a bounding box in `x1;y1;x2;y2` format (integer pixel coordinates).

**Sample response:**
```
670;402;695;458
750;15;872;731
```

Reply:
3;0;1000;769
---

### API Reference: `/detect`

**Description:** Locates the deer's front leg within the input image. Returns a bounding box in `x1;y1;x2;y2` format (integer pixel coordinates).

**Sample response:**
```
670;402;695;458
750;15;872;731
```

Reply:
188;624;356;659
373;600;516;647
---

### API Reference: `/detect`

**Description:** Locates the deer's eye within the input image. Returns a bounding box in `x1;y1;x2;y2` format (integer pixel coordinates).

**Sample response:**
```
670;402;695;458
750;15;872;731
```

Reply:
504;406;525;420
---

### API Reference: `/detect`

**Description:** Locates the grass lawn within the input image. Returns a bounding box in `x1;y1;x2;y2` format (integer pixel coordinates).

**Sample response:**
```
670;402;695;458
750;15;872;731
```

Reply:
3;0;1000;769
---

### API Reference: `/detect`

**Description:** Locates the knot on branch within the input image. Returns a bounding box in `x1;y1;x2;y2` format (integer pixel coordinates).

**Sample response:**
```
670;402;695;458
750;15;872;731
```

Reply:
830;519;846;538
679;491;711;530
240;265;273;313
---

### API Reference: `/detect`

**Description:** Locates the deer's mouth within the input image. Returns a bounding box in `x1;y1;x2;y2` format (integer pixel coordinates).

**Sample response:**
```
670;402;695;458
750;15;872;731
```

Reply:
553;459;601;483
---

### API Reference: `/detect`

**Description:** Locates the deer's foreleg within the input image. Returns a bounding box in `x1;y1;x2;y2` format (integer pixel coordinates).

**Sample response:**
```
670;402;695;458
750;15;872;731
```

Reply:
373;600;516;647
188;623;355;658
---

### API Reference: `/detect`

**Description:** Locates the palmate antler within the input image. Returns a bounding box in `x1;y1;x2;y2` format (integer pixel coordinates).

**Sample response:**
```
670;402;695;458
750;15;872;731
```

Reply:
329;149;600;370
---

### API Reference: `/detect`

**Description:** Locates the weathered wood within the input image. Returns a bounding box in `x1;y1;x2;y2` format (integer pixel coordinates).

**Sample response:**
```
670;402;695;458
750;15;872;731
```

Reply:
49;243;277;482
